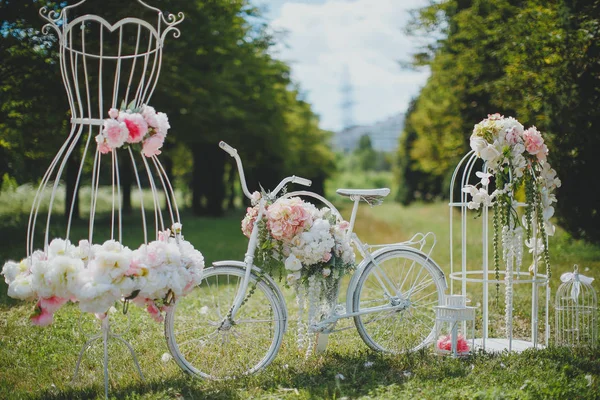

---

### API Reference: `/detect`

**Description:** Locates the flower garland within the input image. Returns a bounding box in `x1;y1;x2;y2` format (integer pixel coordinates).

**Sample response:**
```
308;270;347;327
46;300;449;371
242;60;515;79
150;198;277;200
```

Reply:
1;224;204;325
462;114;561;303
95;101;170;157
241;193;355;354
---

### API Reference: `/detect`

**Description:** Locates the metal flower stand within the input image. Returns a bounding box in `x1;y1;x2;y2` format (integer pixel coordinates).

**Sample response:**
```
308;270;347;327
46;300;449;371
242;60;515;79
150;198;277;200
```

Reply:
34;1;185;397
72;315;144;398
448;151;550;352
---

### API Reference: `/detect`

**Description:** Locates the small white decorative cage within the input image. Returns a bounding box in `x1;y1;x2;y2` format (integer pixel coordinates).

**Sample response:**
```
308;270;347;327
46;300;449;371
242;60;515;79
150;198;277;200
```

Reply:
434;295;476;357
555;265;597;346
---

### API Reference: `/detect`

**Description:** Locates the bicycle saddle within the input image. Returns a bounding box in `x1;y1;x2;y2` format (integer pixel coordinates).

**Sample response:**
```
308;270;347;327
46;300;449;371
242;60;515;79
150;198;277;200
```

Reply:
336;188;391;205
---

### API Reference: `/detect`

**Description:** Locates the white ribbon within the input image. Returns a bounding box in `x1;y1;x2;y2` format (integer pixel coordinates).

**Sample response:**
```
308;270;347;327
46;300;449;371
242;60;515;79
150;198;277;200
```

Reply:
560;272;594;301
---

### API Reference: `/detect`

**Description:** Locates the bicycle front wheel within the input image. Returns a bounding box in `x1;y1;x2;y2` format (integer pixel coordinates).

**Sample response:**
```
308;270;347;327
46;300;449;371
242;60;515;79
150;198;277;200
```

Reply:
165;265;286;379
352;249;445;353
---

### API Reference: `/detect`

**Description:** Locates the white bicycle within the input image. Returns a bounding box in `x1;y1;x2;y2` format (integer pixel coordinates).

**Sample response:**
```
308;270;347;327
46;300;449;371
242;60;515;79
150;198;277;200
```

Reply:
165;142;447;379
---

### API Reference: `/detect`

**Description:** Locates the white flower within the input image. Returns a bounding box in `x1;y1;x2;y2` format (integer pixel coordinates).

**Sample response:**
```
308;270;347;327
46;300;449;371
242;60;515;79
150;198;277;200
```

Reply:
48;238;75;258
286;271;301;285
171;222;182;233
250;191;261;205
46;255;84;299
1;259;28;284
499;117;524;135
141;105;158;128
470;136;488;156
285;254;303;272
155;112;170;137
7;274;36;301
480;144;501;162
475;171;492;186
322;268;331;277
161;353;172;363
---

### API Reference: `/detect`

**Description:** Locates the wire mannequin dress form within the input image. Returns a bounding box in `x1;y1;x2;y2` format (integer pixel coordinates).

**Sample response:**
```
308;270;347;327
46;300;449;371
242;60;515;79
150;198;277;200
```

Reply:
36;1;185;397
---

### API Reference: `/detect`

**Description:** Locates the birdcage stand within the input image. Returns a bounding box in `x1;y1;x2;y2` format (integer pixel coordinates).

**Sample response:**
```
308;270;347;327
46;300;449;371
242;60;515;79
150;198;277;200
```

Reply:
72;313;144;399
449;151;550;352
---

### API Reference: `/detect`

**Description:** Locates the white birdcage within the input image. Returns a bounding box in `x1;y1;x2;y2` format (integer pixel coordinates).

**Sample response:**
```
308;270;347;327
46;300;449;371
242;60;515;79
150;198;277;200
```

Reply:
448;150;550;352
434;295;476;356
555;265;597;346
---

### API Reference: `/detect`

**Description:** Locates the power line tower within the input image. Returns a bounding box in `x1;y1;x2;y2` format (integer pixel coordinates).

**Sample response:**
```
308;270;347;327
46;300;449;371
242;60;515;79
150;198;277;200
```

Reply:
340;65;354;130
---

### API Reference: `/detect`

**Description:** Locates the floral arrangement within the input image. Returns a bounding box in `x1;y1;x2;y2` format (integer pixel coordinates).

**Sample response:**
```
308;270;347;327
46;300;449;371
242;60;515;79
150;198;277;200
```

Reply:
437;334;470;354
242;194;355;354
1;224;204;325
95;101;170;158
462;114;561;320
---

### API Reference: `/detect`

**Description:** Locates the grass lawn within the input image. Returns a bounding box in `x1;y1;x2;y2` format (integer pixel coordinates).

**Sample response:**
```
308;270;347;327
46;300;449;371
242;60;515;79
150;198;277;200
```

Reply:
0;188;599;399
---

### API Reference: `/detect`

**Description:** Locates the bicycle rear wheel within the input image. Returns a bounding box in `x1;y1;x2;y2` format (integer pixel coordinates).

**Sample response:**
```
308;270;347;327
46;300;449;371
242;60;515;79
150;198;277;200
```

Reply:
165;265;286;379
352;249;445;353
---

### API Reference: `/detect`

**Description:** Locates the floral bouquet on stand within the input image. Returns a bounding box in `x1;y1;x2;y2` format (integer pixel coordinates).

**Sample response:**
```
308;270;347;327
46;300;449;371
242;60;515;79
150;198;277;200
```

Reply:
242;195;355;355
1;224;204;325
462;114;561;331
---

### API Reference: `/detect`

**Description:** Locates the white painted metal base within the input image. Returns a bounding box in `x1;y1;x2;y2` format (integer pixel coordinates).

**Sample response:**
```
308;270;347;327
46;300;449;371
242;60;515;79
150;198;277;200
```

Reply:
72;317;144;399
473;338;545;353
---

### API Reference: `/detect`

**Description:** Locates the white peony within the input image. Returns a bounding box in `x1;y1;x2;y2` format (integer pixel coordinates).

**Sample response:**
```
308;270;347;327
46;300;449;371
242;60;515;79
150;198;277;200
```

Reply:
1;259;28;284
46;255;84;299
48;238;76;258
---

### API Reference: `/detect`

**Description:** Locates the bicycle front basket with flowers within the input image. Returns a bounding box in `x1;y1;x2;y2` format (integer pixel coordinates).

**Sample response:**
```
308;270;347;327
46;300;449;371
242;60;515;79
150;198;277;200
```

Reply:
241;193;355;354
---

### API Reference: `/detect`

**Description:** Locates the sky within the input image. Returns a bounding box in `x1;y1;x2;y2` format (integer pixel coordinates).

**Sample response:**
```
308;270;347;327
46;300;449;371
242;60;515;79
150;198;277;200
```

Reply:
258;0;431;132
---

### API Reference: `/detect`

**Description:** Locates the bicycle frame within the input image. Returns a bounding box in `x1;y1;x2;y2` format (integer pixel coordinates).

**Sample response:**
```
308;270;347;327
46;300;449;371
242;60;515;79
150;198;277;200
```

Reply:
218;141;443;328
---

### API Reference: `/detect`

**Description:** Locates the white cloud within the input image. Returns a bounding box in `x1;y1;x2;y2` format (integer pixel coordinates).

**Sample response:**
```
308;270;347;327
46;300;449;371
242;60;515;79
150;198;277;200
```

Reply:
269;0;430;131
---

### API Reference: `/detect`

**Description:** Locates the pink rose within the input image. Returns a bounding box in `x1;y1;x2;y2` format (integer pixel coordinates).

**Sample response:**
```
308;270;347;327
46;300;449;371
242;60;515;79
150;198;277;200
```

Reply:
142;134;164;157
101;119;128;148
322;252;332;262
523;127;544;155
108;108;119;119
119;113;148;143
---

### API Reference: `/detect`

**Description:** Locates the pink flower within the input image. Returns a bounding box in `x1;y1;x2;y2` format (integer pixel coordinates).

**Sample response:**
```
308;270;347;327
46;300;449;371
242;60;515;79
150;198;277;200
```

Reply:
101;119;128;148
487;113;504;121
266;198;313;241
523;127;544;156
146;301;163;323
437;334;470;353
241;206;260;238
108;108;119;119
30;303;54;326
141;105;158;128
39;296;68;313
95;312;108;320
125;259;142;276
95;134;111;154
338;221;350;231
119;113;148;143
536;144;548;162
504;127;521;145
142;134;164;157
322;252;332;262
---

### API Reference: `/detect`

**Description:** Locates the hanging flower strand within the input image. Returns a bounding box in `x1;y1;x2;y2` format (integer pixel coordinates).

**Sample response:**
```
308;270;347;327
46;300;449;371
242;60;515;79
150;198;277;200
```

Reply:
463;114;561;287
95;100;170;158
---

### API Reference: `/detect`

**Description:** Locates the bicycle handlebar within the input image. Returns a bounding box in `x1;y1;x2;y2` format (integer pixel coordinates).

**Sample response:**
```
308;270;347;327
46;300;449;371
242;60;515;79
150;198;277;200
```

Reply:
219;141;312;199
